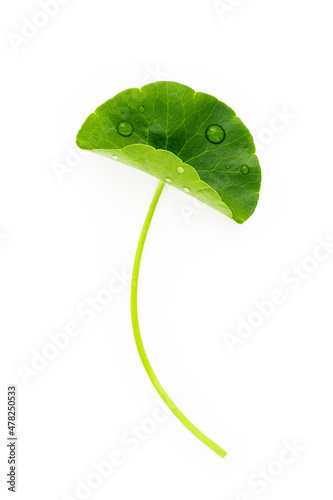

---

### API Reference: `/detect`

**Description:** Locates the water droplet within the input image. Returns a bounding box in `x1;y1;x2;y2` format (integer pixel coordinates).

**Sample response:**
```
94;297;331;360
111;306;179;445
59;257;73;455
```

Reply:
139;105;145;113
225;165;230;169
117;121;133;137
205;124;225;144
177;166;185;174
165;177;172;183
112;154;118;160
183;187;190;193
241;165;249;175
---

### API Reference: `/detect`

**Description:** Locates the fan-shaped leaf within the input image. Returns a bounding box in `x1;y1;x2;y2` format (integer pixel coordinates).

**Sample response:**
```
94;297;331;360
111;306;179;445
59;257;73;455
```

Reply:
77;81;261;223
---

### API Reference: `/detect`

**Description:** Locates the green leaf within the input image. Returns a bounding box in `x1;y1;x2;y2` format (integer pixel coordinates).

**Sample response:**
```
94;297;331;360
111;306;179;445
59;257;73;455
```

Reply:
76;81;261;223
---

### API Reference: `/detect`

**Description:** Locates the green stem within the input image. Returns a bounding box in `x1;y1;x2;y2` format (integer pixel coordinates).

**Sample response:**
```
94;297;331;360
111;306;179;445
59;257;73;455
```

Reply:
130;180;227;458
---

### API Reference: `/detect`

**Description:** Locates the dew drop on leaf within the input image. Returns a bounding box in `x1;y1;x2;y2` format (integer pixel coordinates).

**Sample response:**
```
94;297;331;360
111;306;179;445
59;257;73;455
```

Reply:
183;187;190;193
225;165;230;169
241;165;249;175
112;154;118;160
165;177;172;183
117;121;133;137
177;166;185;174
139;106;145;113
205;124;225;144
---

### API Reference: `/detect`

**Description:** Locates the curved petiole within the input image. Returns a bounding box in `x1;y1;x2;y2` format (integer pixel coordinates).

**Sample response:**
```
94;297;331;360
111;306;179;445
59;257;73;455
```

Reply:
130;180;227;458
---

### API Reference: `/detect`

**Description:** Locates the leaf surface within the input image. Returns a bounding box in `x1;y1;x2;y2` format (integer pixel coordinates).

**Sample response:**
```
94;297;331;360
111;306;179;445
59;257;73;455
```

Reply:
77;82;261;223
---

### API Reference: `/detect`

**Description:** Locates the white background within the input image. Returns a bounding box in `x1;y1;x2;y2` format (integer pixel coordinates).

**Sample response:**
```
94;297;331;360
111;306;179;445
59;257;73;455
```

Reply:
1;0;333;499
